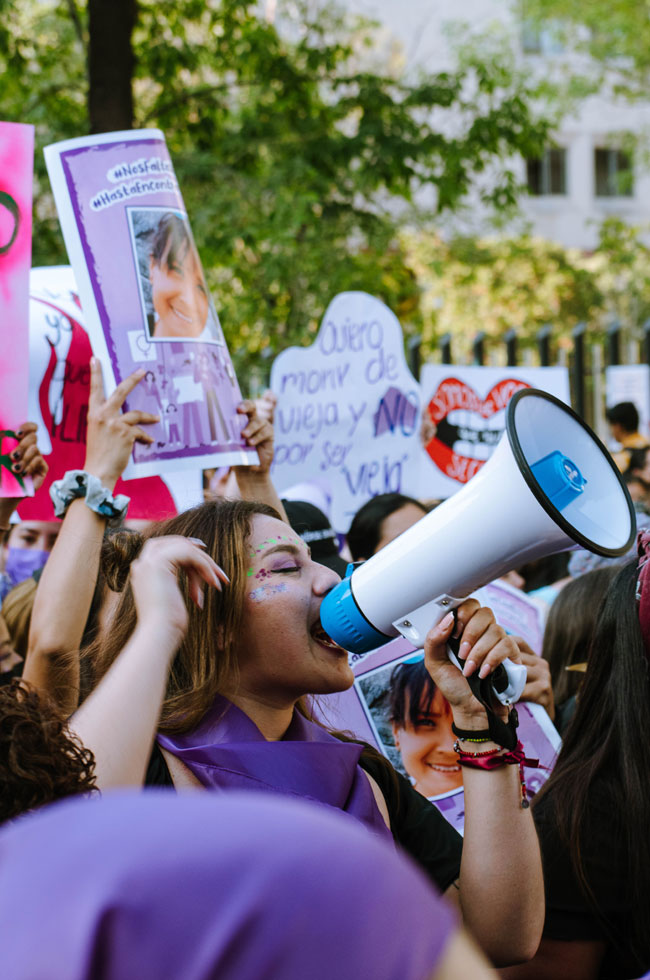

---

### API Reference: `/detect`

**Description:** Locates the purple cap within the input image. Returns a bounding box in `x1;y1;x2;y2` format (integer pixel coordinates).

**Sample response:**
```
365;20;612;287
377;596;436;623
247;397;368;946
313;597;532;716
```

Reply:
0;790;457;980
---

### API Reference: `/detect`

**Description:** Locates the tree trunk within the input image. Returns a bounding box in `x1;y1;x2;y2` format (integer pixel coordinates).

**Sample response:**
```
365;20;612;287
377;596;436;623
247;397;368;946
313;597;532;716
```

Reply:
88;0;137;133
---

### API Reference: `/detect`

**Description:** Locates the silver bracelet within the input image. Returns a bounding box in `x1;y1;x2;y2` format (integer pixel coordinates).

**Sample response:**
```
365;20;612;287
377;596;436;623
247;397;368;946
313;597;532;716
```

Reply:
50;470;130;520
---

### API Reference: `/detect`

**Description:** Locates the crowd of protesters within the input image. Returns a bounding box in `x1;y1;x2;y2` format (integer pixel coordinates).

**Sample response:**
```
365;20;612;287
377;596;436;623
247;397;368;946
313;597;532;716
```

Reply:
0;373;649;980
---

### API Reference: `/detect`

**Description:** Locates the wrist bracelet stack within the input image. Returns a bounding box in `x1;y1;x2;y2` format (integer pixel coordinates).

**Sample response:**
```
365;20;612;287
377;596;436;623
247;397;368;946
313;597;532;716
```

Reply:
453;738;540;809
50;470;130;521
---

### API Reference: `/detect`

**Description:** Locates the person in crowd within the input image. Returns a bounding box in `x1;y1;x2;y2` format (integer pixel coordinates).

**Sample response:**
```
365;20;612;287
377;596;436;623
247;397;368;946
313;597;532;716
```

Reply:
0;611;23;683
606;401;649;472
0;679;97;823
78;498;543;967
147;213;216;341
0;424;51;603
539;566;618;736
282;499;347;577
389;658;462;798
501;546;650;980
347;492;429;561
1;576;37;660
0;791;495;980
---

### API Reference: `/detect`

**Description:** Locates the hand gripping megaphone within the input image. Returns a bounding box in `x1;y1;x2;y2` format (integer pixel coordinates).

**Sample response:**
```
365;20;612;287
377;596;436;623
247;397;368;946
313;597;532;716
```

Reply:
320;389;636;705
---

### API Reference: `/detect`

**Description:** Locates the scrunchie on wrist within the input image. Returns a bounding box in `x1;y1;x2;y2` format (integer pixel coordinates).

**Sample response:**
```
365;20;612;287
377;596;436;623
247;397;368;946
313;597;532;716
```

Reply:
50;470;130;521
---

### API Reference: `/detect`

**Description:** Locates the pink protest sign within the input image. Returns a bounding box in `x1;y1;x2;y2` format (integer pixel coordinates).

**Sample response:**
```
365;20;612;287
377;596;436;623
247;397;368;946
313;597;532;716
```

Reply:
44;130;257;478
0;122;34;498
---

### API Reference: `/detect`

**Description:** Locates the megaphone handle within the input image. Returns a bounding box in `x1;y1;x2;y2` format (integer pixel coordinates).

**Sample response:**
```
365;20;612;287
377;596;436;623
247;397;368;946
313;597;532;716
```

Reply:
446;633;522;751
447;634;526;707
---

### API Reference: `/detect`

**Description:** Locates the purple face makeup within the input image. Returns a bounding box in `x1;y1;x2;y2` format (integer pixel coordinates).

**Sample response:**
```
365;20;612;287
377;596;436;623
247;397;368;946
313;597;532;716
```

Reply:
249;583;289;603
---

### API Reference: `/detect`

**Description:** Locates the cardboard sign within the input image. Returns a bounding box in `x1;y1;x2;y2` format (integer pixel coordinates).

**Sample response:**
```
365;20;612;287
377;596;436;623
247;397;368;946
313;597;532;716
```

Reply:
270;292;422;532
418;365;571;498
605;364;650;442
44;130;257;478
316;635;560;836
17;266;202;521
0;122;34;498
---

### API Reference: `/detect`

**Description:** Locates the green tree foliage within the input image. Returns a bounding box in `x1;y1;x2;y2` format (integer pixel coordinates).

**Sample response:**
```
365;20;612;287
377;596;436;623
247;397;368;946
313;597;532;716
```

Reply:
407;218;650;364
519;0;650;100
1;0;556;374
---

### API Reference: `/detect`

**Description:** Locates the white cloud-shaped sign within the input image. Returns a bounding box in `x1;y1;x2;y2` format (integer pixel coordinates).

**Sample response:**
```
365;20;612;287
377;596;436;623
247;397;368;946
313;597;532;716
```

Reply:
270;292;422;533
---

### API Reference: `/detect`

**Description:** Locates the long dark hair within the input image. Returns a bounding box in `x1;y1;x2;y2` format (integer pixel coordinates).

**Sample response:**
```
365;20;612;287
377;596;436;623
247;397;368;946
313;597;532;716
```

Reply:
346;493;427;561
542;566;619;704
534;560;650;962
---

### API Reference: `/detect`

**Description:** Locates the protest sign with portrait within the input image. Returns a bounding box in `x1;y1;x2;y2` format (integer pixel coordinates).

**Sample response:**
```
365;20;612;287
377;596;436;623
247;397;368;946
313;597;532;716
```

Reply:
316;592;558;836
44;129;257;478
0;121;34;498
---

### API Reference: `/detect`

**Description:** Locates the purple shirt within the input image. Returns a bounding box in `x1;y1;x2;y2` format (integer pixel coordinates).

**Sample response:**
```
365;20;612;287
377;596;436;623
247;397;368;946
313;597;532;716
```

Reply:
158;695;392;842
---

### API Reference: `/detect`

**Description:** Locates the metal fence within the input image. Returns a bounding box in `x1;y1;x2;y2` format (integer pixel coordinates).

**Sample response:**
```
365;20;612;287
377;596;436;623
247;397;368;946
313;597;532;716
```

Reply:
408;322;650;441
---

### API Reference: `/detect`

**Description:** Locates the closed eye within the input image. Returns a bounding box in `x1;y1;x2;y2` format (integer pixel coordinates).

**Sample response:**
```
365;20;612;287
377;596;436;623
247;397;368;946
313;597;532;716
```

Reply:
272;566;300;574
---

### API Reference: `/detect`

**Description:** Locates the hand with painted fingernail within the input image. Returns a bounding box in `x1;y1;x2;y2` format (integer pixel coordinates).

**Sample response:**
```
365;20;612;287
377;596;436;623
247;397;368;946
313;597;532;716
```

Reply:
129;535;229;647
0;422;49;528
423;599;521;724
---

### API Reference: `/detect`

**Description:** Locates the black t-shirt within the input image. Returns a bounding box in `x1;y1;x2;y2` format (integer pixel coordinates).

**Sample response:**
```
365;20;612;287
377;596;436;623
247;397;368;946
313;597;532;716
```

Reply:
534;784;649;980
145;743;462;894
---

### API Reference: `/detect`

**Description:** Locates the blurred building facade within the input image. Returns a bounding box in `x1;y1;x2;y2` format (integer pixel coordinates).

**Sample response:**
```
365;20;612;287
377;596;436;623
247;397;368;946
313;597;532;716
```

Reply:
339;0;650;250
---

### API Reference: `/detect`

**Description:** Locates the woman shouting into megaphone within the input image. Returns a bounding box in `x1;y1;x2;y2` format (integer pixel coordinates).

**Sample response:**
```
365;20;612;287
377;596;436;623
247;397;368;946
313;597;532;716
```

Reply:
69;497;543;968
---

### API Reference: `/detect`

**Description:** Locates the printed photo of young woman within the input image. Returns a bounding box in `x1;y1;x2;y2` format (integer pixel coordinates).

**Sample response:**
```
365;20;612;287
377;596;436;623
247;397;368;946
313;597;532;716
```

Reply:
356;655;463;801
128;207;224;343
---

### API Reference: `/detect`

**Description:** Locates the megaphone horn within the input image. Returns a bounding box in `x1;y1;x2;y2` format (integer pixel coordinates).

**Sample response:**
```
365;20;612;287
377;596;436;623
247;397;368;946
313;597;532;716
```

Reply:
320;389;636;705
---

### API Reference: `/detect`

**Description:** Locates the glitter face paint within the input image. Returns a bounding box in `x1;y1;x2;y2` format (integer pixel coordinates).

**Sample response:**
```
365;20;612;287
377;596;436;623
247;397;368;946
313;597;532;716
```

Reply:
249;583;290;603
248;535;295;559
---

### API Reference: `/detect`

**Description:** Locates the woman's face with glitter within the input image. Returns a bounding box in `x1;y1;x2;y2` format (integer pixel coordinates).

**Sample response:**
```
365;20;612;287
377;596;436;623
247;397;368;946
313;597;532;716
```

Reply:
392;687;462;798
232;516;353;705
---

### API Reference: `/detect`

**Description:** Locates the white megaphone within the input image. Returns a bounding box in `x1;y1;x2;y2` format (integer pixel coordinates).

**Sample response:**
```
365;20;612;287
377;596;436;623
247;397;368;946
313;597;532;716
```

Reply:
320;389;636;706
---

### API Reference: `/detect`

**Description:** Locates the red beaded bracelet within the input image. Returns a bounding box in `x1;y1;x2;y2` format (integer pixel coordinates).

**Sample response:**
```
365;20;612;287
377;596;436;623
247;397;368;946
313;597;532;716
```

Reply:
455;740;540;809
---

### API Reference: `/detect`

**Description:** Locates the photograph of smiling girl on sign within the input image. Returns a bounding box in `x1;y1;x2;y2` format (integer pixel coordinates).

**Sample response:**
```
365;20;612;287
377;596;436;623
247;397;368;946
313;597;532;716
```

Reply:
129;208;223;343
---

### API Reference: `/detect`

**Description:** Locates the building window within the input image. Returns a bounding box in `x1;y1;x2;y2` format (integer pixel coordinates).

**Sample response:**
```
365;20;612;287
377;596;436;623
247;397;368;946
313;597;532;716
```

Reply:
521;21;565;55
595;148;634;197
526;147;567;195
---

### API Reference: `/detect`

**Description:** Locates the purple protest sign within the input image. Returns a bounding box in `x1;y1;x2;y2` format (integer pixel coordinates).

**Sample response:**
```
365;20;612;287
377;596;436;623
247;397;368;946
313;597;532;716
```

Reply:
44;130;257;477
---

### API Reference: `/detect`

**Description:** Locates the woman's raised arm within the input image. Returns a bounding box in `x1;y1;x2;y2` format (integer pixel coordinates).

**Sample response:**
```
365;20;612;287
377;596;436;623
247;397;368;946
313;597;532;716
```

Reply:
425;602;545;967
68;535;227;789
23;359;159;714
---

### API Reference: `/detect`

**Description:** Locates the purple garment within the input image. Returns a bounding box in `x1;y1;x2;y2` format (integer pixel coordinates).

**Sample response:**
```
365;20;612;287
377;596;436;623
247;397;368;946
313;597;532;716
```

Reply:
4;546;49;589
0;791;457;980
158;695;392;842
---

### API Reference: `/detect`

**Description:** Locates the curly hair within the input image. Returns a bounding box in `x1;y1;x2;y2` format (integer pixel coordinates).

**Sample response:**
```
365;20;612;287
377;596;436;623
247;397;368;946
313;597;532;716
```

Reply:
0;680;97;824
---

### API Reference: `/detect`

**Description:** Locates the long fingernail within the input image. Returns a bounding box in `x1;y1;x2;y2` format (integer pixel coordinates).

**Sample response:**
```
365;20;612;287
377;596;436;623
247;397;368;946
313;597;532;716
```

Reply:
90;357;97;368
478;663;491;678
189;537;206;547
439;612;454;630
463;659;477;677
197;589;204;609
458;641;471;660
